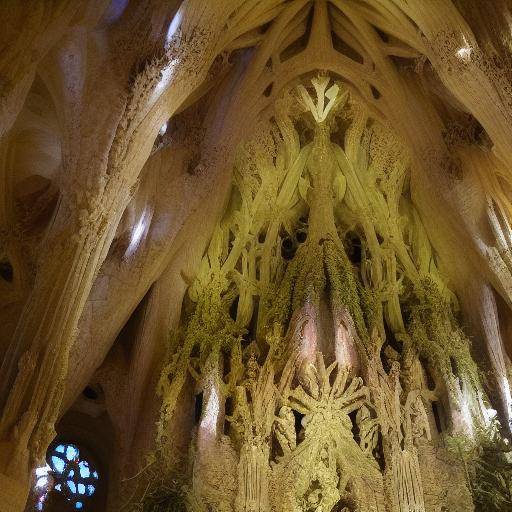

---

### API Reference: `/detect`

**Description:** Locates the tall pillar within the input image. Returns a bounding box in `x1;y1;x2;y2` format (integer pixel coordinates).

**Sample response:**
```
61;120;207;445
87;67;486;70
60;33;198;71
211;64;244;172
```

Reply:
0;473;28;512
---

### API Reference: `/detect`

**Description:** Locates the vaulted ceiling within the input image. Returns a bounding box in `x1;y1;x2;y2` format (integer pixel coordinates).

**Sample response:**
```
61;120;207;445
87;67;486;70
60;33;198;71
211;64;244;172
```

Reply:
1;2;512;510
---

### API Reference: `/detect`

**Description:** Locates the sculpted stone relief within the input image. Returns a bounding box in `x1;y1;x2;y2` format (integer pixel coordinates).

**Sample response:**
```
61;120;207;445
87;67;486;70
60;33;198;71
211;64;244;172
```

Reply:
137;76;496;511
3;3;512;512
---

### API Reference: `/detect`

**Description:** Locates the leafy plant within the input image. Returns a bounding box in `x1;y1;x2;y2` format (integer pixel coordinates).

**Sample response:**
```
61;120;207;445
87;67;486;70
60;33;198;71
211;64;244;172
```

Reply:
473;438;512;512
446;425;512;511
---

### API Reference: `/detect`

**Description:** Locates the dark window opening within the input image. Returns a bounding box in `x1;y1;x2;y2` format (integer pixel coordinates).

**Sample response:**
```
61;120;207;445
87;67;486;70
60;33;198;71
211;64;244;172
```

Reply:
450;356;458;377
279;8;312;63
281;236;296;260
224;396;233;435
379;342;392;374
194;392;204;424
331;30;364;64
375;27;389;43
229;296;239;322
432;401;443;434
374;436;386;472
348;410;360;444
370;85;381;100
82;387;99;401
450;356;464;392
333;492;357;512
292;410;305;442
0;259;13;282
420;357;437;391
383;321;403;354
345;232;362;264
259;21;272;34
263;82;274;97
295;229;308;244
190;344;200;358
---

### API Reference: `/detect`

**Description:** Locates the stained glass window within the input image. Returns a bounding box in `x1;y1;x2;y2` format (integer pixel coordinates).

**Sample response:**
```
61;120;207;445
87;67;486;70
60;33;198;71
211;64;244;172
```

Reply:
33;442;100;511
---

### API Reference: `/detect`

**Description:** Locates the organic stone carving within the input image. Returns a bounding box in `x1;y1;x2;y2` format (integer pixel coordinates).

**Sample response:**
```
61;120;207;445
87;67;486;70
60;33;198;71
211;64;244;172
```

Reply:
371;360;430;512
151;75;484;511
4;3;512;511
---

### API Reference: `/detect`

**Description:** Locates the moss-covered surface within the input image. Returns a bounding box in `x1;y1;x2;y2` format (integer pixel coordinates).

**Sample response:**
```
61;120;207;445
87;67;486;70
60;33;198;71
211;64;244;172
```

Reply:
263;233;374;360
324;238;371;346
156;278;241;455
264;241;325;332
182;278;240;362
152;77;499;512
408;276;480;392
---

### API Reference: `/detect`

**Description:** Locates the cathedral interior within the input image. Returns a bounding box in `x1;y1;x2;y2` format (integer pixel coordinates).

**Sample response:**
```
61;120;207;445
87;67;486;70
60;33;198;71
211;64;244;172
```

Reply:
2;1;512;511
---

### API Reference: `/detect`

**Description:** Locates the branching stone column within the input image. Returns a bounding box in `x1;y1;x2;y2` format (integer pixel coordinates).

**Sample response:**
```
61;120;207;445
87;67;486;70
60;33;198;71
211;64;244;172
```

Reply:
0;4;242;508
0;180;129;512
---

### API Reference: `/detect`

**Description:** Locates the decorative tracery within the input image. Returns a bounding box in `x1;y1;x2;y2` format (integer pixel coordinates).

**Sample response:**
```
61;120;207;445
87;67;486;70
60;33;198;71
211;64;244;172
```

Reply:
32;442;99;511
136;74;501;511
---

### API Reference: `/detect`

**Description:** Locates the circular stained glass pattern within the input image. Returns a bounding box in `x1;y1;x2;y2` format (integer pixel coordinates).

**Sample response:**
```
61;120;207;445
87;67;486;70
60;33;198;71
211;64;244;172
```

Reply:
34;443;99;510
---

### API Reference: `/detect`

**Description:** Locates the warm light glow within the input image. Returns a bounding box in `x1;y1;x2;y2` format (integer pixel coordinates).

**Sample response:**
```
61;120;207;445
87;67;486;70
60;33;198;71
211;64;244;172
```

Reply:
200;387;220;436
300;303;318;362
456;36;472;62
125;208;150;258
334;313;359;374
159;121;168;136
150;60;179;104
502;376;512;425
166;10;183;45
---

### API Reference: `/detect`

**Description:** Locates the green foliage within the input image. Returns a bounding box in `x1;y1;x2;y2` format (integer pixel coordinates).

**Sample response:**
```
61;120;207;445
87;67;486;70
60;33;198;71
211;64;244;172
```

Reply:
291;243;326;313
473;445;512;511
324;239;370;346
357;282;380;336
408;276;480;391
264;242;323;333
184;277;240;362
446;426;512;512
264;235;374;355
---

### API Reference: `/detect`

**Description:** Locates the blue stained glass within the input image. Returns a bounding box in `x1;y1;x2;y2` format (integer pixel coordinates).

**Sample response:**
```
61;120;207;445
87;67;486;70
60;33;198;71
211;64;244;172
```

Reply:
66;445;79;461
41;441;101;508
79;460;90;478
51;455;65;473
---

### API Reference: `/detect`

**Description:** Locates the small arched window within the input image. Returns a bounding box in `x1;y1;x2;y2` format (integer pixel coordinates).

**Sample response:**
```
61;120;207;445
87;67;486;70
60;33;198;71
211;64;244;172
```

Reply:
33;442;100;511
